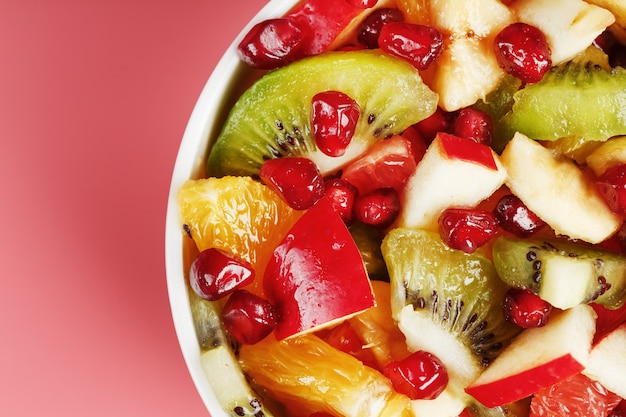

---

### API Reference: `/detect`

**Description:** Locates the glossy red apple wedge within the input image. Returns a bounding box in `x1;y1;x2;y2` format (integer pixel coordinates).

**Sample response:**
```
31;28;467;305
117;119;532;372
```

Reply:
398;132;507;230
264;198;376;340
465;304;596;408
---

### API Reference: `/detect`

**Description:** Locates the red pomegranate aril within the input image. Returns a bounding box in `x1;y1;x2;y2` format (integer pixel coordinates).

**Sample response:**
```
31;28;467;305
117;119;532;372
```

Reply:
189;248;255;301
413;107;454;144
222;289;277;345
260;157;325;210
453;108;494;146
438;207;499;254
345;0;378;9
494;194;546;237
311;90;361;157
595;164;626;216
379;22;443;71
237;18;305;70
354;188;400;228
324;178;359;225
503;288;553;328
494;22;552;84
357;7;405;49
383;350;449;400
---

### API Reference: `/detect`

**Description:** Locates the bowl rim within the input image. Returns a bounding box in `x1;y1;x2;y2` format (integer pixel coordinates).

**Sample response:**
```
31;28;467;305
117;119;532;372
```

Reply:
164;0;300;414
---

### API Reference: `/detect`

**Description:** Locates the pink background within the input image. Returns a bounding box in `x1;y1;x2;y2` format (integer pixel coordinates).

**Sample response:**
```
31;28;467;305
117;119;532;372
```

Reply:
0;0;266;415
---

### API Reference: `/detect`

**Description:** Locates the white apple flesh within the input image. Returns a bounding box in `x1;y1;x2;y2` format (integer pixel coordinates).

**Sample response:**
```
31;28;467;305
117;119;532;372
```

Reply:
465;304;596;408
583;322;626;398
398;132;507;231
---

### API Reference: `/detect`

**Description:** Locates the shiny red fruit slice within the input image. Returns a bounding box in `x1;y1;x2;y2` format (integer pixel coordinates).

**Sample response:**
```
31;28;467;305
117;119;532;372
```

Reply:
264;199;375;340
383;350;449;400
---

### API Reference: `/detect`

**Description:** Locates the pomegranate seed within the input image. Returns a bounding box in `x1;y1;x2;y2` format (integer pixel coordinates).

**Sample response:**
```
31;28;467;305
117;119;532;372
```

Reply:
413;107;454;144
354;188;400;228
494;22;552;84
260;157;325;210
494;194;546;237
345;0;378;9
189;248;254;301
503;288;553;328
357;7;404;49
595;164;626;216
452;108;494;146
222;290;277;345
438;207;499;254
324;178;359;225
383;350;449;400
311;90;361;157
379;22;443;71
237;18;305;70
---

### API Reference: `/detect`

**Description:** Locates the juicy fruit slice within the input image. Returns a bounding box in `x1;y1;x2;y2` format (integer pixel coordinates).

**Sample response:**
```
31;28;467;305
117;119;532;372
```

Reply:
587;135;626;177
239;333;413;417
208;50;438;177
177;176;302;295
511;0;615;65
264;199;375;340
382;228;521;415
530;373;622;417
492;235;626;309
501;132;622;244
583;323;626;398
465;305;597;408
499;62;626;142
399;132;507;231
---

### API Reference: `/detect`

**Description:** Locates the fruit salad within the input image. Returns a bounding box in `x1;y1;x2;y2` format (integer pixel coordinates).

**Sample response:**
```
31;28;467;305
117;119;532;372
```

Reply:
171;0;626;415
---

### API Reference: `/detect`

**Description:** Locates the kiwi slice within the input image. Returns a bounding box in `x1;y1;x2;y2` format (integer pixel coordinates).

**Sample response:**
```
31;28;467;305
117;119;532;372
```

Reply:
492;235;626;310
381;228;521;413
496;58;626;143
208;50;438;177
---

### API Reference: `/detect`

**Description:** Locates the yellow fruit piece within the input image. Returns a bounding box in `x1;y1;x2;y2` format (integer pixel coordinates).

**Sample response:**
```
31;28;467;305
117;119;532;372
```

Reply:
349;281;411;369
239;333;412;417
177;176;302;295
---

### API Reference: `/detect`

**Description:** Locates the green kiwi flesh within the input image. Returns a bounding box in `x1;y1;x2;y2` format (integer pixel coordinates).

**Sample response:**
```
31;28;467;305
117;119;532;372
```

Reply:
497;60;626;143
207;50;438;177
493;235;626;310
382;228;521;409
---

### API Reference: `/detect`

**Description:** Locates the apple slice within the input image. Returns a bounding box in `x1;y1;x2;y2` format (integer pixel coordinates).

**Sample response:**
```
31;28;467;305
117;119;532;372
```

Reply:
465;304;596;408
583;322;626;398
398;132;507;231
501;132;622;244
511;0;615;65
264;198;375;340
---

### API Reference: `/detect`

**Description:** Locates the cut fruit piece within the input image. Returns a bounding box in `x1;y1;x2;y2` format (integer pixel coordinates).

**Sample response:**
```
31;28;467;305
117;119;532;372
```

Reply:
583;322;626;398
200;345;276;416
530;373;622;417
239;333;413;417
511;0;615;65
500;132;622;244
586;0;626;43
586;135;626;177
492;235;626;310
382;228;521;416
208;50;438;177
177;176;302;296
398;132;507;231
264;199;375;340
498;62;626;142
465;304;596;408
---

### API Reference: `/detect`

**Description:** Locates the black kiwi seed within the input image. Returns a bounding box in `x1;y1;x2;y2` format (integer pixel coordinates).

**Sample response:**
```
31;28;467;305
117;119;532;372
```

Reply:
526;250;537;261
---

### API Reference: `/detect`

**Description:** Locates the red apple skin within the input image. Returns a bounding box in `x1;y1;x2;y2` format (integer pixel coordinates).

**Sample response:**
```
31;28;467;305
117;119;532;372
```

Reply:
438;132;498;170
465;354;584;408
264;198;375;340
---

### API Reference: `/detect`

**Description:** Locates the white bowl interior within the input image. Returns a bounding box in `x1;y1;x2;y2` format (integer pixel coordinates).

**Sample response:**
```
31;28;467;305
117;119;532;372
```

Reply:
165;0;301;414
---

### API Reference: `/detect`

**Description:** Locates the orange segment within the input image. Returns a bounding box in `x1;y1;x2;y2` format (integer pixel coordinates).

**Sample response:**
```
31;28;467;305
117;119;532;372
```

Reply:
239;333;412;417
177;176;302;295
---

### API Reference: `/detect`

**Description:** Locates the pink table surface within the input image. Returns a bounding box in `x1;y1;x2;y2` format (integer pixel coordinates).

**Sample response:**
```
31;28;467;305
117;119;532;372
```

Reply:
0;0;266;415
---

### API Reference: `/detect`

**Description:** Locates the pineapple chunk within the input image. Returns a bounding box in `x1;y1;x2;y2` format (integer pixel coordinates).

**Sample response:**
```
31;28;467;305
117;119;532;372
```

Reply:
511;0;615;64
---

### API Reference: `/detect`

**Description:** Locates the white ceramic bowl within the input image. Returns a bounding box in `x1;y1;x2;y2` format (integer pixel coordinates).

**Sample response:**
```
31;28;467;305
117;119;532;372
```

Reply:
164;1;300;415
